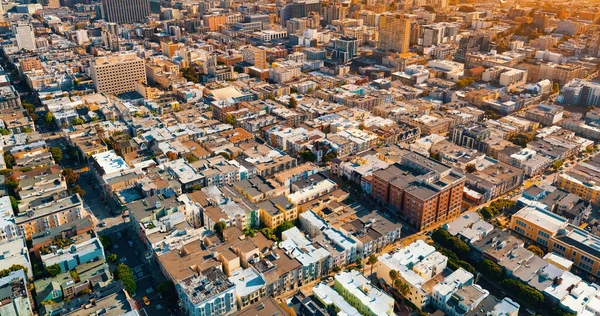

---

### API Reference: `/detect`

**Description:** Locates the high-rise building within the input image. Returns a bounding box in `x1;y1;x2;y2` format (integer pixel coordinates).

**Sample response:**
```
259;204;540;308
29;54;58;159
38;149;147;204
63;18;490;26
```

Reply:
15;24;36;51
90;53;146;95
332;36;358;63
280;0;321;24
241;46;267;69
101;0;150;24
378;13;411;53
371;152;466;231
455;31;491;62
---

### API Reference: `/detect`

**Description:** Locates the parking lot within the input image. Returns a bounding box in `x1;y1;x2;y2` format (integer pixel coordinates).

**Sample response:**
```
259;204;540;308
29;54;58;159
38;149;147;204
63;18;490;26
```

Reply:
107;229;174;316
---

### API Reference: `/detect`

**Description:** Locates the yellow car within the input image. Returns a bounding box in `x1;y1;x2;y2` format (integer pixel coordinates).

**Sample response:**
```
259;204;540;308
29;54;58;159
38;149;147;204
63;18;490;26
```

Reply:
143;296;150;306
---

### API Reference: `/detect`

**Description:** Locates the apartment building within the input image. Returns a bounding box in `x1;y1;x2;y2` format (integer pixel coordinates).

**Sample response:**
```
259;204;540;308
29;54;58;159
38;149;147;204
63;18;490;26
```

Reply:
16;194;85;239
378;13;412;53
371;152;466;231
90;53;147;95
510;205;600;279
556;154;600;206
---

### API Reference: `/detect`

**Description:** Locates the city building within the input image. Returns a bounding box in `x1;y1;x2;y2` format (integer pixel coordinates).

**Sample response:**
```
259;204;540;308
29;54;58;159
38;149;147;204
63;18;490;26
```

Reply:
101;0;151;24
90;53;147;95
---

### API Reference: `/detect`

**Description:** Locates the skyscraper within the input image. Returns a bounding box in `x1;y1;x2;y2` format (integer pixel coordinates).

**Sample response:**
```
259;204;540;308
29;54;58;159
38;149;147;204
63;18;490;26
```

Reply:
101;0;150;24
90;53;146;95
15;24;36;51
378;13;411;53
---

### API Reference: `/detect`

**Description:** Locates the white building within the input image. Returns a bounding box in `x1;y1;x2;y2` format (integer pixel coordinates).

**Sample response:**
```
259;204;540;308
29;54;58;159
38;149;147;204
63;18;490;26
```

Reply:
0;196;19;242
15;24;36;51
178;267;237;316
334;270;396;316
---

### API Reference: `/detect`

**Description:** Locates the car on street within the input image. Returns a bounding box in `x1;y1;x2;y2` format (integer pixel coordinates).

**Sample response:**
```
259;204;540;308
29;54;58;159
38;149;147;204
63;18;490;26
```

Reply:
143;296;150;306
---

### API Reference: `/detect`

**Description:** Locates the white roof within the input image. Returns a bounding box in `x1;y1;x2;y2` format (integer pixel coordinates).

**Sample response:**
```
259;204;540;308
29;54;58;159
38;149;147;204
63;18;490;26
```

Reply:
228;267;266;297
334;270;395;316
92;150;130;176
514;206;568;234
313;283;360;316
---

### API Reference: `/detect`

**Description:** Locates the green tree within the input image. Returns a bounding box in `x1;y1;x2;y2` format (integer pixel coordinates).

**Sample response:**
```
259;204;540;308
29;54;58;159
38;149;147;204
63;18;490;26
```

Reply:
214;221;227;238
275;221;295;239
527;245;545;257
62;168;79;186
389;269;399;283
0;264;28;277
552;82;560;94
0;128;9;135
225;114;235;125
44;112;55;125
355;258;363;271
72;185;86;197
299;149;316;162
501;279;544;306
185;155;199;163
431;229;470;257
107;253;118;263
243;227;257;237
9;196;18;214
99;235;113;251
261;227;277;241
395;279;409;296
480;206;494;220
367;254;378;278
288;96;297;108
49;147;63;162
114;264;137;295
71;117;84;125
45;264;62;277
3;152;15;169
552;160;564;170
157;281;176;300
479;259;504;281
509;132;535;148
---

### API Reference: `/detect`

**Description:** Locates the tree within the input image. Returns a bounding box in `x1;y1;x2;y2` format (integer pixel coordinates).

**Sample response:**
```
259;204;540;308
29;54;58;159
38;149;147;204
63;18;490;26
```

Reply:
49;147;63;162
225;114;235;126
0;128;9;135
45;112;55;125
3;152;15;169
288;96;297;109
23;127;32;133
0;264;28;277
72;185;86;197
114;264;137;295
299;149;316;162
431;229;470;257
465;164;476;173
395;279;409;296
185;155;199;163
501;279;544;306
62;168;79;186
99;235;113;251
243;227;257;237
45;264;62;277
552;82;560;94
327;303;341;315
479;259;504;281
552;160;564;170
261;227;277;241
332;266;341;273
389;269;399;283
166;151;178;161
9;196;18;214
71;117;84;125
157;281;176;300
480;206;494;220
107;253;118;263
214;221;227;238
456;77;475;89
355;258;363;271
368;254;378;279
528;245;545;257
275;221;295;239
509;132;535;148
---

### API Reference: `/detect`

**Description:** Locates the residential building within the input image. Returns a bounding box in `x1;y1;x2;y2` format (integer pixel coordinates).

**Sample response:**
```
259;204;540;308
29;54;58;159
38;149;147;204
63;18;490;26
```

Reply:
101;0;150;24
371;152;466;231
178;266;237;316
333;270;395;316
378;13;411;53
90;53;147;95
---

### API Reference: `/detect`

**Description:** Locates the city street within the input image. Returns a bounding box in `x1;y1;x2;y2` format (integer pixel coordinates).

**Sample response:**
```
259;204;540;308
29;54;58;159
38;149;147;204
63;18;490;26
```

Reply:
108;230;173;316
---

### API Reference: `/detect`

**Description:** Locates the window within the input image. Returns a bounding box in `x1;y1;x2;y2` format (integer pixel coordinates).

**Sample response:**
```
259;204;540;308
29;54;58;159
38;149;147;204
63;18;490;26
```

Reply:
538;230;550;238
536;237;548;246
